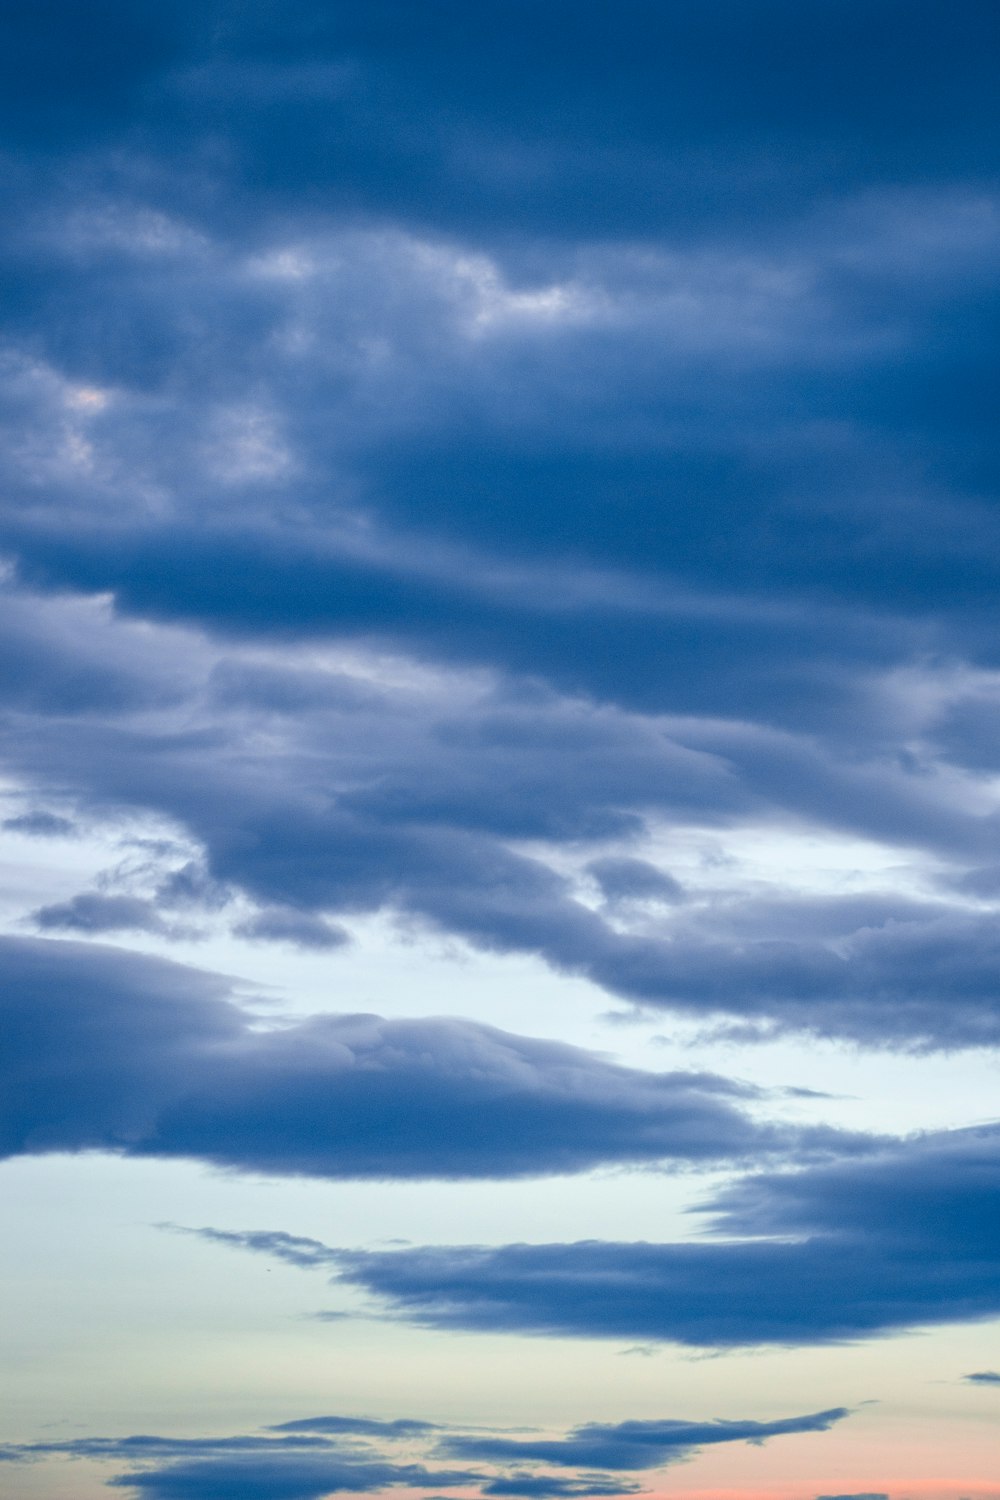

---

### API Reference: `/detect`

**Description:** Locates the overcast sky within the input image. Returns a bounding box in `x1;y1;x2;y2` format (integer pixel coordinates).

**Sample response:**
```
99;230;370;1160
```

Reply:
2;5;1000;1500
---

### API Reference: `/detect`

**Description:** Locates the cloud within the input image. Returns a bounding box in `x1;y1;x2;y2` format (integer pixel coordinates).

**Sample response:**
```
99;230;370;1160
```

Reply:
0;1424;480;1498
180;1229;342;1272
32;891;176;936
1;934;861;1180
0;1403;852;1496
197;1124;1000;1347
586;858;686;907
231;907;350;950
582;899;1000;1049
963;1371;1000;1385
441;1409;850;1469
106;1455;474;1500
1;809;76;836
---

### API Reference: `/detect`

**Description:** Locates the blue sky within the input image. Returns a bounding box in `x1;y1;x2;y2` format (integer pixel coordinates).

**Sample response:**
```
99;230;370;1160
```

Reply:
2;4;1000;1499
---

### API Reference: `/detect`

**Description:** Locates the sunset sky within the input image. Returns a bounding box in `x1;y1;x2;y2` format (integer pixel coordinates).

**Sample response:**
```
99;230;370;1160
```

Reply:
1;4;1000;1499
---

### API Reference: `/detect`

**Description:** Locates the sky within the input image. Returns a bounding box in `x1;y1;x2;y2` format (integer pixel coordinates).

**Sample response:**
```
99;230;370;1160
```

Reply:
1;3;999;1498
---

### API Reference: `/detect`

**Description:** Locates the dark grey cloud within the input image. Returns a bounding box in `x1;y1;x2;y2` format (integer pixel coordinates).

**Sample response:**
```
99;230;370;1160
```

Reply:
106;1455;475;1500
584;900;1000;1050
198;1124;1000;1347
1;934;860;1180
963;1371;1000;1385
0;3;997;763
324;1229;995;1348
2;185;996;698
442;1408;849;1469
0;29;997;739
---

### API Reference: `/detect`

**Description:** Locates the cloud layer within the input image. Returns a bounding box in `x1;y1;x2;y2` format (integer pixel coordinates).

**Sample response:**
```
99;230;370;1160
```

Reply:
0;4;998;1057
